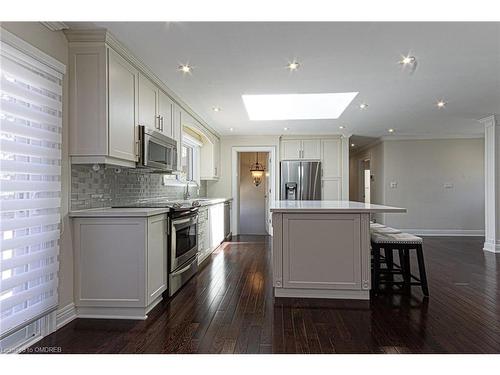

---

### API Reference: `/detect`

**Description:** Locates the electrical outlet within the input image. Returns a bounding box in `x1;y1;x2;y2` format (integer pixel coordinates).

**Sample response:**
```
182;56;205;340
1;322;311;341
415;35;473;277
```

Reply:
390;182;398;189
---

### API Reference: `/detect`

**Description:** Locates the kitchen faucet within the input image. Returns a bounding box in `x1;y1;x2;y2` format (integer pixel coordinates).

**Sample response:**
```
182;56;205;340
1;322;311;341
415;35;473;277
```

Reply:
184;180;200;200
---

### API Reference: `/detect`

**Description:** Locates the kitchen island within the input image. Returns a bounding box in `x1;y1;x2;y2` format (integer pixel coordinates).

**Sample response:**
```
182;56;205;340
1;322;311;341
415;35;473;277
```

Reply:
270;201;406;300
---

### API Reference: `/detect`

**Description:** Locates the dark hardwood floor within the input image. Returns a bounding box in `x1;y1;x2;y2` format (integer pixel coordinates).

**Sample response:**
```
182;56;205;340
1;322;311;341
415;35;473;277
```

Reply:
26;235;500;353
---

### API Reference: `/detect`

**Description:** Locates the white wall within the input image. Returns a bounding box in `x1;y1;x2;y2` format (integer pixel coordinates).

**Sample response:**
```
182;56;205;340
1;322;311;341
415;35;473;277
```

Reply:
207;135;280;198
1;23;74;309
355;138;485;234
239;152;268;234
382;139;484;234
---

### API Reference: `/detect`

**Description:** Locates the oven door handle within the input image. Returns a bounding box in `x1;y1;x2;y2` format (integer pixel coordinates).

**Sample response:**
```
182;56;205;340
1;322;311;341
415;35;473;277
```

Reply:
171;261;195;276
172;218;192;225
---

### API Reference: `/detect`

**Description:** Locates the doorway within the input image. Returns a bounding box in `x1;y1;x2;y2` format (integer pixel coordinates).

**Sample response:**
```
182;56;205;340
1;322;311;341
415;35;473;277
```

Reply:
363;159;371;204
238;152;269;235
231;146;276;236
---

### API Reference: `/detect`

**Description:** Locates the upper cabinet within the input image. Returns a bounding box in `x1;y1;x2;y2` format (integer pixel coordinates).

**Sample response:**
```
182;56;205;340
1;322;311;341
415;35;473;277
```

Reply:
138;73;174;138
65;29;219;170
107;49;138;163
280;136;349;200
281;139;320;160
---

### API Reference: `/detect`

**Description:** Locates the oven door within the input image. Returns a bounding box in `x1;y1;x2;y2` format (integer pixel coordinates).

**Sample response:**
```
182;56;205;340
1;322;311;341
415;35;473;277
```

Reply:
170;214;198;272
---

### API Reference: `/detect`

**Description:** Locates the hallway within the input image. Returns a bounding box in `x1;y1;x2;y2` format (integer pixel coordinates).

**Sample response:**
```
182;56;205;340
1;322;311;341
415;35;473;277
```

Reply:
26;236;500;353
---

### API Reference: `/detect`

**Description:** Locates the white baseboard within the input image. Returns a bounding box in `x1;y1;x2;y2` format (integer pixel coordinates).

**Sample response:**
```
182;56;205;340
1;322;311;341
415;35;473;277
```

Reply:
483;240;500;253
56;303;77;330
401;229;485;237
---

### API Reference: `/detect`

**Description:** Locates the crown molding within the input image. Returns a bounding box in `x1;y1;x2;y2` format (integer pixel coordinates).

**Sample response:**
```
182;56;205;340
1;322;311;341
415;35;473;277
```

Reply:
40;22;69;32
0;27;66;76
479;115;498;126
64;28;220;139
380;133;484;141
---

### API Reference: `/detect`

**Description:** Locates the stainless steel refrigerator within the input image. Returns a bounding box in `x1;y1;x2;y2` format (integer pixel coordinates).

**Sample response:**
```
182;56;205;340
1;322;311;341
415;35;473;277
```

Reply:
280;161;322;200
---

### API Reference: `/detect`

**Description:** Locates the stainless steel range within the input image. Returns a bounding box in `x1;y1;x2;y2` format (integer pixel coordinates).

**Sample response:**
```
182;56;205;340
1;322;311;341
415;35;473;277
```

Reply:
113;200;199;296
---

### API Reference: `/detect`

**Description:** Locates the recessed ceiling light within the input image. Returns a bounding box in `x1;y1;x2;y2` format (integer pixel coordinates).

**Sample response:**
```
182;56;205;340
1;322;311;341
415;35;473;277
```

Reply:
359;103;368;110
178;64;192;74
436;100;447;109
283;127;289;131
388;128;395;133
242;92;358;121
351;143;355;147
212;106;221;112
339;125;345;129
229;127;234;132
287;61;300;72
399;55;416;66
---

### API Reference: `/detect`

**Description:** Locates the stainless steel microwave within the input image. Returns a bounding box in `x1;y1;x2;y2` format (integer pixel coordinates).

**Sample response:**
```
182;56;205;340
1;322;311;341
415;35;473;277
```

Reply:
137;125;177;172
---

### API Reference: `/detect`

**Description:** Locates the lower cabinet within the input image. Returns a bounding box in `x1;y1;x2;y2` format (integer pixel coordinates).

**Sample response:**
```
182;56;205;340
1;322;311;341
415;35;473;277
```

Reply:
73;214;168;319
197;202;227;265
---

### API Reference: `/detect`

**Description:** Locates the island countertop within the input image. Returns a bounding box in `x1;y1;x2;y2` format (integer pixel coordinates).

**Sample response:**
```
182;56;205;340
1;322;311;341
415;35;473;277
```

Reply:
270;200;406;213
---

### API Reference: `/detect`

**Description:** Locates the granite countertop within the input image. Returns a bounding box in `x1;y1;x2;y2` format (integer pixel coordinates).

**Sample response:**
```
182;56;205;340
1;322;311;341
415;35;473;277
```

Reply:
69;197;232;218
270;200;406;213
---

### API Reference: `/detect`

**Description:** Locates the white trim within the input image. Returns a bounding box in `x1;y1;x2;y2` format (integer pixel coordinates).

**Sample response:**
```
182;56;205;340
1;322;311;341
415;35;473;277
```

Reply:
0;27;66;76
381;134;484;141
182;132;203;148
56;303;77;330
483;240;500;253
275;288;369;300
340;135;350;200
231;146;277;236
401;229;485;237
40;22;69;32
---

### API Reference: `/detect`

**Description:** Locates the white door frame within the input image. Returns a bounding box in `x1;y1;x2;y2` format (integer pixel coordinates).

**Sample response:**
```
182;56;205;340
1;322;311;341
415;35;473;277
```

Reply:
231;146;277;236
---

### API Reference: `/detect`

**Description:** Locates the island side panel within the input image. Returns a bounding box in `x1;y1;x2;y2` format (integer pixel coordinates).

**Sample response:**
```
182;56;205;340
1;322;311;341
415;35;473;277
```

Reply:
360;213;371;290
281;213;362;290
272;212;283;288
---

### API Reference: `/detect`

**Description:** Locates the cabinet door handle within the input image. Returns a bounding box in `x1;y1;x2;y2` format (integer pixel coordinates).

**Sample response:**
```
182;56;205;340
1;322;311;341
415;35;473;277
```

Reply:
155;115;161;130
160;116;164;131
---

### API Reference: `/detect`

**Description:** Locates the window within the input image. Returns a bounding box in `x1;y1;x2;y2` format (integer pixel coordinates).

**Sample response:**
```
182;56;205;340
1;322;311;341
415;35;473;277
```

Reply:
180;133;202;183
0;29;64;343
181;145;194;181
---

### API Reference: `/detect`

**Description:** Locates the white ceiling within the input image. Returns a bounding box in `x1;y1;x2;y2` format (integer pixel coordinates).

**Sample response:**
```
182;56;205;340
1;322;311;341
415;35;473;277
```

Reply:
75;22;499;137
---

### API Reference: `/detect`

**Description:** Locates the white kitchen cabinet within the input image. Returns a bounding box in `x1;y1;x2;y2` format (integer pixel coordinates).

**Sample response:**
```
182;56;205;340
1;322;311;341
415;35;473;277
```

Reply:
68;43;139;167
197;202;227;265
108;48;138;163
173;104;183;172
281;213;361;290
281;139;320;160
158;90;174;137
73;214;168;319
281;140;302;159
322;179;342;200
321;139;341;178
302;140;321;159
138;73;159;132
146;215;168;305
66;29;219;170
200;132;220;180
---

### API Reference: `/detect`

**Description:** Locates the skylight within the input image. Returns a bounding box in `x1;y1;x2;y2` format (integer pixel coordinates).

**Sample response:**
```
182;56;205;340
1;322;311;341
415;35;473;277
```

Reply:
242;92;358;121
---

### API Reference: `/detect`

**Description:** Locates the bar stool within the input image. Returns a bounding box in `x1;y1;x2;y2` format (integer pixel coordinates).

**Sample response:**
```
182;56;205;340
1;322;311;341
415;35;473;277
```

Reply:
371;232;429;297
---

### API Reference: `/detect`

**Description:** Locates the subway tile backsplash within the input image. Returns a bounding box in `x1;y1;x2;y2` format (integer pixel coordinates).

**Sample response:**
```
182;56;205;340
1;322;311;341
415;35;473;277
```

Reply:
71;165;207;210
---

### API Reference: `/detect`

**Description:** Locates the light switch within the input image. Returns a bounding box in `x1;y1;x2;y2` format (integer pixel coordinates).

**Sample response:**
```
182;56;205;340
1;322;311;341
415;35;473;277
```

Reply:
390;182;398;189
444;183;454;189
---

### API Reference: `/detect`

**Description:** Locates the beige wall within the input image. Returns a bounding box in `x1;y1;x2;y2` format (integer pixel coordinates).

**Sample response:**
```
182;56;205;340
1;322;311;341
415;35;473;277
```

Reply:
355;138;485;233
1;23;74;308
239;152;268;235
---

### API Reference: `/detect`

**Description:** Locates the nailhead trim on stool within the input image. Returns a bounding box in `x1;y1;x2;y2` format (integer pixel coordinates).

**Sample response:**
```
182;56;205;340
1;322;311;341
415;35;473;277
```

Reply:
371;232;423;244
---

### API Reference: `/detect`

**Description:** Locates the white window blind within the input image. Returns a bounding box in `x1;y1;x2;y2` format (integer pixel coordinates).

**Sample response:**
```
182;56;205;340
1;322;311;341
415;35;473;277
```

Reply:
0;34;63;339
